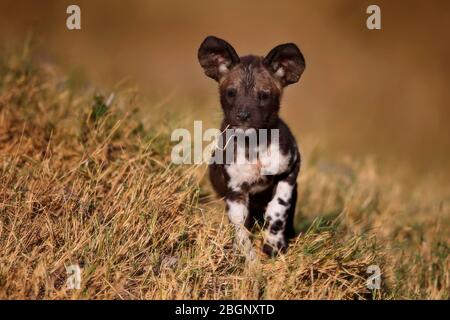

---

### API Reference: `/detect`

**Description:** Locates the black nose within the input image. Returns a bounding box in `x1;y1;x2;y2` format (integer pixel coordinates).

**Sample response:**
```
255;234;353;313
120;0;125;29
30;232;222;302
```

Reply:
237;110;251;121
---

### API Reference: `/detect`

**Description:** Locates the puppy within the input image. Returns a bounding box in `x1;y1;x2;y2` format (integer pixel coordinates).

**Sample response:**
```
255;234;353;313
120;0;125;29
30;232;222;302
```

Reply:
198;36;305;259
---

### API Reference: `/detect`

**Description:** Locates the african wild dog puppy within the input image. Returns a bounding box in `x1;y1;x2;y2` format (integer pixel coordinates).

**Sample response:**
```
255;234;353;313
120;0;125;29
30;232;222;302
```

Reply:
198;36;305;260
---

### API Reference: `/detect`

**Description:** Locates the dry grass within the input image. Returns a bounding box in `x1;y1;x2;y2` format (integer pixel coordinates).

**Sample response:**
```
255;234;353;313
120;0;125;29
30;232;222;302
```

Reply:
0;46;448;300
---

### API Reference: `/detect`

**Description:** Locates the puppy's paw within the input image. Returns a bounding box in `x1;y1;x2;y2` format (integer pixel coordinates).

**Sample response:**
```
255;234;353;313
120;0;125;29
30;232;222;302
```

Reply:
262;240;287;257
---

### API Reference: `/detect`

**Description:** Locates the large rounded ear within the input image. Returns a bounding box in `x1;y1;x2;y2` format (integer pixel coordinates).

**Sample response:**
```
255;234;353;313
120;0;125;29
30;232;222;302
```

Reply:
263;43;305;87
198;36;240;81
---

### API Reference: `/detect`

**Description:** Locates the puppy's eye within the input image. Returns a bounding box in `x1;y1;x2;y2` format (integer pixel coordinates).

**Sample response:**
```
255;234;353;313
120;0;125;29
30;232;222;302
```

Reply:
258;90;270;101
226;88;237;99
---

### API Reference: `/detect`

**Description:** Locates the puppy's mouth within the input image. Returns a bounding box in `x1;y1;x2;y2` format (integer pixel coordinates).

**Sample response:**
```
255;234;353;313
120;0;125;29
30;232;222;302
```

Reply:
230;124;252;130
229;125;258;133
228;126;259;137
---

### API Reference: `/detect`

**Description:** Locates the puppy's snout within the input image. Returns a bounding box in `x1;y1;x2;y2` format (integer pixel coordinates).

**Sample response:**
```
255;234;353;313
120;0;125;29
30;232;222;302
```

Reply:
236;110;251;122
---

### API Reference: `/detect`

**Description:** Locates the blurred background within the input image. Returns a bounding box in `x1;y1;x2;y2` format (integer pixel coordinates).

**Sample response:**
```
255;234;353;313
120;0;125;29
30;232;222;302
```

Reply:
1;0;449;177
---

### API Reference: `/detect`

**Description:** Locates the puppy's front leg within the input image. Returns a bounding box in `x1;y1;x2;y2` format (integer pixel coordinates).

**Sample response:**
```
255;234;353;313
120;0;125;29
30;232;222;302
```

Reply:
226;191;256;261
263;158;300;256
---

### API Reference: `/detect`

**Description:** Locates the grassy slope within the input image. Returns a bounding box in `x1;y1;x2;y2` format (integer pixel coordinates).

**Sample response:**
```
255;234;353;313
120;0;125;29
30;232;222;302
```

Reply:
0;47;448;299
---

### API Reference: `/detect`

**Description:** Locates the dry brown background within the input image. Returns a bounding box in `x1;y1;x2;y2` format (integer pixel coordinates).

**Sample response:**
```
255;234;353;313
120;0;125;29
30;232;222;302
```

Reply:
0;0;449;300
1;0;449;177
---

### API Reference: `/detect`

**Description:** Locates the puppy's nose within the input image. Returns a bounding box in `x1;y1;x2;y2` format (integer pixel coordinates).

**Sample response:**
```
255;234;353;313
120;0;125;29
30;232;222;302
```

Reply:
237;110;251;121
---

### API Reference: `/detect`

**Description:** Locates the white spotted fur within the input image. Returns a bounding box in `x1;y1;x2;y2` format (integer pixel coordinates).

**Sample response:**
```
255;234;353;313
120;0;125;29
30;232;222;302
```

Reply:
226;199;248;225
264;182;294;223
226;142;291;191
264;181;294;248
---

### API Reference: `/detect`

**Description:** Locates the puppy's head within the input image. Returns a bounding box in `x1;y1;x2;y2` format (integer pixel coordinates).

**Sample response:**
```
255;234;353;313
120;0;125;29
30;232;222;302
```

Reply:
198;36;305;129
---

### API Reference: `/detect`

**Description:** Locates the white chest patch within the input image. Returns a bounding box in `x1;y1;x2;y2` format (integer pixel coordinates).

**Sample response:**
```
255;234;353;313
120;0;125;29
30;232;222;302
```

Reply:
225;142;291;192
